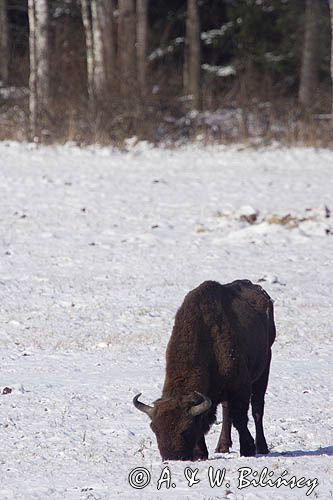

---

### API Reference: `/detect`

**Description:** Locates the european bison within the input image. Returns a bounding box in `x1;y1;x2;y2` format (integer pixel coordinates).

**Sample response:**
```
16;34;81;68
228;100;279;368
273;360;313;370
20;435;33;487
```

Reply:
133;279;276;461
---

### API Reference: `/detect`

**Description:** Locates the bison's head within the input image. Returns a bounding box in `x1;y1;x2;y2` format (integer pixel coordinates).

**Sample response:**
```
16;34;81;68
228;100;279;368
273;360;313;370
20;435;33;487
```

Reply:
133;392;211;461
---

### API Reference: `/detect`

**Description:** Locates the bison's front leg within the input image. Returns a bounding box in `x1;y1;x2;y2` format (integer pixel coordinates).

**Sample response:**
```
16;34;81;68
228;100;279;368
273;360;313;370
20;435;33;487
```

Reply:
215;401;232;453
229;392;255;457
193;435;208;461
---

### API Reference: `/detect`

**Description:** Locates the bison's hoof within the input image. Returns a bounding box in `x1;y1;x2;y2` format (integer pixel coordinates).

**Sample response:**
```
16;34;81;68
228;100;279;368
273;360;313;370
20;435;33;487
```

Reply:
256;445;269;455
240;442;256;457
193;451;208;461
215;445;230;453
241;448;256;457
255;438;269;455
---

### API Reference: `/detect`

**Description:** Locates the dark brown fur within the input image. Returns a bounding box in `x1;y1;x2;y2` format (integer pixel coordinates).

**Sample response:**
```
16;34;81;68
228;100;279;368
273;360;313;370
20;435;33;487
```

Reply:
135;280;276;461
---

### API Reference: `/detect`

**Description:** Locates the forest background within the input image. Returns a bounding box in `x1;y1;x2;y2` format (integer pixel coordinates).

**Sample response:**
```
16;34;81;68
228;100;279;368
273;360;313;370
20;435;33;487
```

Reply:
0;0;332;146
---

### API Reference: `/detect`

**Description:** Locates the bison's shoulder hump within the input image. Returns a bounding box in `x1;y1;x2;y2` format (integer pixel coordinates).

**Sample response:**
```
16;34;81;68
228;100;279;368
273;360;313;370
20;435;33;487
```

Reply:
224;279;273;316
182;281;225;304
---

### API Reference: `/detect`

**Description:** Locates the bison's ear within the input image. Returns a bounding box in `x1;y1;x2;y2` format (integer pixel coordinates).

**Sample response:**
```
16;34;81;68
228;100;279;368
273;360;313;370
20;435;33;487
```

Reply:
133;393;154;418
188;392;212;417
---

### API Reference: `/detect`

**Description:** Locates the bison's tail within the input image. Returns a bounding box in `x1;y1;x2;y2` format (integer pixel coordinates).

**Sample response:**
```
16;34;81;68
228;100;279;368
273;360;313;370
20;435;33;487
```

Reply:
266;298;276;346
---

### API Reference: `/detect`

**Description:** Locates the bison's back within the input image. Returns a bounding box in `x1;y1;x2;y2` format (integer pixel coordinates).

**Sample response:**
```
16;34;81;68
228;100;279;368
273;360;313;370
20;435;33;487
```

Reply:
169;280;274;386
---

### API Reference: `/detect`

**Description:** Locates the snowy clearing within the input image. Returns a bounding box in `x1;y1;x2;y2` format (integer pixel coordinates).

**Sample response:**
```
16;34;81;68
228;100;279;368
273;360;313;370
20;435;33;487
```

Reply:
0;142;332;499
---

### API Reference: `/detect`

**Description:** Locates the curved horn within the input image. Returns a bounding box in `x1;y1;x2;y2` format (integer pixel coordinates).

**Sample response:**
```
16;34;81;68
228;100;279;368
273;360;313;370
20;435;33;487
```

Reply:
189;392;212;417
133;393;154;418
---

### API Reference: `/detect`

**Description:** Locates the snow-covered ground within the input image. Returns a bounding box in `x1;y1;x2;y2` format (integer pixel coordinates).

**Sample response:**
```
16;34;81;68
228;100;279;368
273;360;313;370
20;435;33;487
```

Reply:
0;142;332;499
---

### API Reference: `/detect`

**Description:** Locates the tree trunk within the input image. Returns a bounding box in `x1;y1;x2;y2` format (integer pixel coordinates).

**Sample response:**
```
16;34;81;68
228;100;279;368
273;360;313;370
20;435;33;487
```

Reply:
91;0;106;101
102;0;116;85
0;0;8;84
118;0;136;94
91;1;116;99
81;0;116;107
184;0;201;110
28;0;50;138
137;0;148;96
330;0;333;123
81;0;117;108
298;0;321;110
36;0;49;110
28;0;38;137
81;0;95;104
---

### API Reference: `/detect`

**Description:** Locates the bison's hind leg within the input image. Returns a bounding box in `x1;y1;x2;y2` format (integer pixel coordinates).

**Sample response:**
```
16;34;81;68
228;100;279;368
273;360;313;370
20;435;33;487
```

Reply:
229;389;256;457
251;356;271;455
215;402;232;453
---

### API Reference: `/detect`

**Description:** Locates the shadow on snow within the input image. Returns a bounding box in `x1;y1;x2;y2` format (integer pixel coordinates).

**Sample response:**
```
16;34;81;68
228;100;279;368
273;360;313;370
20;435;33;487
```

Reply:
268;445;333;458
